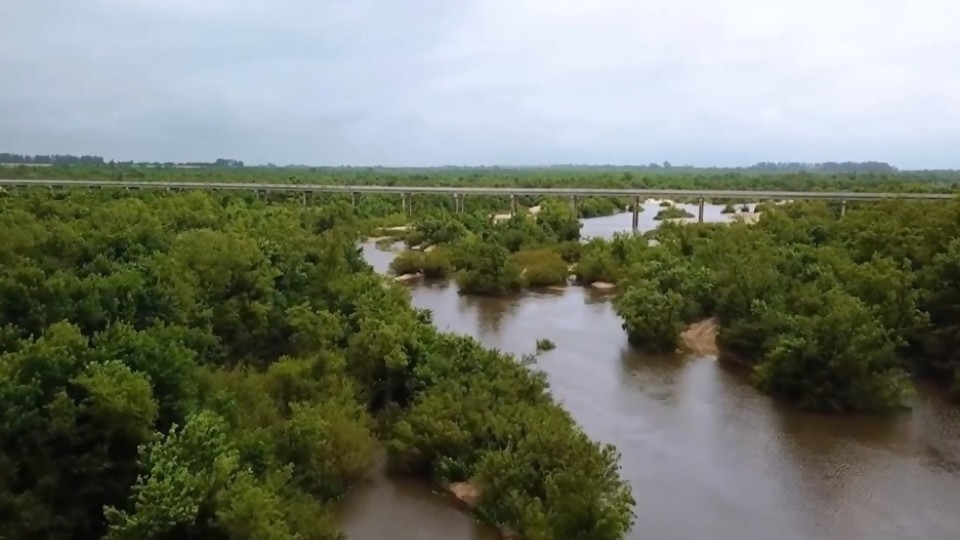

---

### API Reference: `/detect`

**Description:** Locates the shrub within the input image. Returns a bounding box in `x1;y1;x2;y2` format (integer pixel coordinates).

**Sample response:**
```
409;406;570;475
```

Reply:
389;250;425;276
614;282;686;353
653;207;695;221
555;240;582;263
421;248;453;279
536;338;556;352
576;240;622;284
455;238;525;295
510;249;569;287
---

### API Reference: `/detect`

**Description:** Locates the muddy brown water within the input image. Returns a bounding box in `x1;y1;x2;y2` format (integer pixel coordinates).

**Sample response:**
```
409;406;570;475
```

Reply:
341;209;960;540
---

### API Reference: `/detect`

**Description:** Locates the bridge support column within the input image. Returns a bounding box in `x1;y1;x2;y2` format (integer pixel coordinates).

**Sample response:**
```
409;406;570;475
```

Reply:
698;197;705;223
841;200;847;216
510;194;518;216
570;195;579;216
401;193;410;216
632;197;640;233
301;192;307;205
453;193;462;214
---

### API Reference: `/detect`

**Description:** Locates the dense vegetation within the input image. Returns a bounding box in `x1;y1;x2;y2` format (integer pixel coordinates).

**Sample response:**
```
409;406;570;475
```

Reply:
374;186;960;413
5;163;960;194
653;207;695;221
5;164;960;540
604;200;960;412
0;188;634;540
338;166;960;412
0;159;917;175
380;199;582;294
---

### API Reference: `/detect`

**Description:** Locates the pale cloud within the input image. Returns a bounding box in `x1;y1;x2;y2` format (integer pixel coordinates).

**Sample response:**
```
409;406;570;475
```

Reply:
0;0;958;167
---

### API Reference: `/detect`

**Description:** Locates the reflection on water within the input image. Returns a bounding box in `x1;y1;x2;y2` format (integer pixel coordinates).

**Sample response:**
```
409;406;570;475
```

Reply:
346;211;960;540
580;201;755;239
338;452;497;540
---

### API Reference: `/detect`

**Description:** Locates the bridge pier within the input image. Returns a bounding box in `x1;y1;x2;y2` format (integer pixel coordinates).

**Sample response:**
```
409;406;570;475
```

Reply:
698;197;705;223
401;193;410;215
301;192;307;205
632;197;640;233
570;195;579;216
841;200;847;216
510;194;518;216
453;193;463;214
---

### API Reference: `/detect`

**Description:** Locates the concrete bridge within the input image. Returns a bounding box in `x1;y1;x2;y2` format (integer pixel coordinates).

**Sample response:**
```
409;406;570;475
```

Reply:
1;178;954;233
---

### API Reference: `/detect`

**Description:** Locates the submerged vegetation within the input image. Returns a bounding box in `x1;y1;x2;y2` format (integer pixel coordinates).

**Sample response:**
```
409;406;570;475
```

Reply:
654;206;696;221
536;338;557;352
0;188;634;540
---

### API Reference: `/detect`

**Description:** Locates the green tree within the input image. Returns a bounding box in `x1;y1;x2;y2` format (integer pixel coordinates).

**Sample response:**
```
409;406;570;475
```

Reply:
510;249;569;287
455;237;524;295
614;282;686;353
753;285;912;412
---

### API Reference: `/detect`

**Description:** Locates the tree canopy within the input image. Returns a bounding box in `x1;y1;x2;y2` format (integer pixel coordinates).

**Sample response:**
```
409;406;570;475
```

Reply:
0;187;634;540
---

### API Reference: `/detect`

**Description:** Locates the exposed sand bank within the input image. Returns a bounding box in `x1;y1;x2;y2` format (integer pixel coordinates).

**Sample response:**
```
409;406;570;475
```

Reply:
681;318;719;356
590;281;617;291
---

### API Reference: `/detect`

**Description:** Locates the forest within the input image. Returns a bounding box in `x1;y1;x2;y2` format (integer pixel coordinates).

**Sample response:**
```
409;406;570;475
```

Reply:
4;162;960;193
0;188;633;540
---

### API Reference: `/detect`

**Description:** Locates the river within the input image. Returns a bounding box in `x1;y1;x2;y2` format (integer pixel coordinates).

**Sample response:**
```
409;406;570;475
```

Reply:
340;205;960;540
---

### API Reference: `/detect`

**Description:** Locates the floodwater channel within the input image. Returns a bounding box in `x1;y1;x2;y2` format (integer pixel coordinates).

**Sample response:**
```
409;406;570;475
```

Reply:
339;204;960;540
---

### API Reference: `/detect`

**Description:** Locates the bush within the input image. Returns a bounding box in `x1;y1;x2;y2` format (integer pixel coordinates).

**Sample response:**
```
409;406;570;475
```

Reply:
536;338;556;352
752;287;911;412
653;207;695;221
536;200;582;241
721;204;736;214
614;282;686;353
389;250;425;276
455;237;525;295
573;234;654;287
510;249;569;287
555;240;582;263
421;248;453;278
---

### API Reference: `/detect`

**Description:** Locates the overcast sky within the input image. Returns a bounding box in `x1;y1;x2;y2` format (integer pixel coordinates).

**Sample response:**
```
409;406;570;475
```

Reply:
1;0;958;168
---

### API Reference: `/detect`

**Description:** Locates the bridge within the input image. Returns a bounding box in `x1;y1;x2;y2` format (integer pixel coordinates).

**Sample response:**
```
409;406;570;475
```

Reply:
1;179;954;233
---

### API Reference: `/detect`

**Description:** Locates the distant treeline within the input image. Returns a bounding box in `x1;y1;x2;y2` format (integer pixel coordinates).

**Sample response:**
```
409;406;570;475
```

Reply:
0;154;914;173
497;161;899;173
0;154;243;168
0;153;105;166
